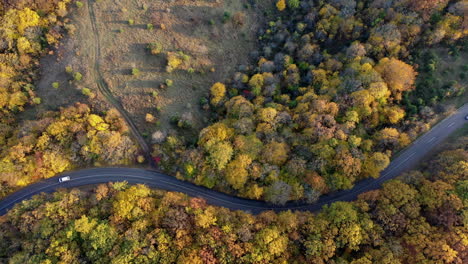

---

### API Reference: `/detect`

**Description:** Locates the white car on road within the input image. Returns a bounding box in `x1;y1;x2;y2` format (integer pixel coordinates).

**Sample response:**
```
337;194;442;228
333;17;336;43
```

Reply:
59;176;71;183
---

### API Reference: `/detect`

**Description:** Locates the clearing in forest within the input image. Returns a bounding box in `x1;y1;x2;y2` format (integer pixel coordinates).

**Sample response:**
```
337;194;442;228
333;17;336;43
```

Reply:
31;0;264;140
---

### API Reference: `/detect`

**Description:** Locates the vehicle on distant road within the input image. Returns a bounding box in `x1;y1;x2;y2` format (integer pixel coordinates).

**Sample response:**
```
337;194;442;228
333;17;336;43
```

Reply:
465;115;468;120
59;176;71;183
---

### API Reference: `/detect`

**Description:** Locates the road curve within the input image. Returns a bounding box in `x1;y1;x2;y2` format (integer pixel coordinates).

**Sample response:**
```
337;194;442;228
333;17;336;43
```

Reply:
1;104;467;215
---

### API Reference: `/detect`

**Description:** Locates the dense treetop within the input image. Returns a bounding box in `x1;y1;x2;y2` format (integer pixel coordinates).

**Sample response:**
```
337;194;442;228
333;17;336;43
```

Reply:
1;142;466;263
0;0;465;207
153;0;467;204
154;0;467;203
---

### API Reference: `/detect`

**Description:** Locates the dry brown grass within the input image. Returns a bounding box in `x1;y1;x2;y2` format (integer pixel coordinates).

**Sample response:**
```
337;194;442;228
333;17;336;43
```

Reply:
28;0;268;142
93;0;265;135
22;4;112;119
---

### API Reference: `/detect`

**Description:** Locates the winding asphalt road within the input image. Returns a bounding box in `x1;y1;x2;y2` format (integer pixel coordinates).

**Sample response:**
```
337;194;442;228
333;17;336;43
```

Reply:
1;104;466;215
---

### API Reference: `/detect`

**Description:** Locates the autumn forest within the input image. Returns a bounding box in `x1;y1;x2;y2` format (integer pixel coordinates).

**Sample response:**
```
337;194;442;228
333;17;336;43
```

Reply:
0;0;466;263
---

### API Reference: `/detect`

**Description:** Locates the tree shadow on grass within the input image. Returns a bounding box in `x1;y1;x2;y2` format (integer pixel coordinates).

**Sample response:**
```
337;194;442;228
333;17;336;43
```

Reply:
109;20;129;25
128;43;167;70
126;79;161;89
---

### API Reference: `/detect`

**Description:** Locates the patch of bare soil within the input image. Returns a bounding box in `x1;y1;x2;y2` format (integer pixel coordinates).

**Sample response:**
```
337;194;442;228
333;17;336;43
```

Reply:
93;0;265;136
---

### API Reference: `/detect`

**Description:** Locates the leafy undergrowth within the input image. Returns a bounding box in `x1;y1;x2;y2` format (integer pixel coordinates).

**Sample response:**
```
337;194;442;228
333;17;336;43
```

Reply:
1;140;466;263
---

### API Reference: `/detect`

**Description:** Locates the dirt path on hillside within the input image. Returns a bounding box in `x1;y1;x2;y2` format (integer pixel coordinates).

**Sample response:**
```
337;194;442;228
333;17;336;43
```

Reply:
93;0;263;134
28;0;265;164
87;0;153;164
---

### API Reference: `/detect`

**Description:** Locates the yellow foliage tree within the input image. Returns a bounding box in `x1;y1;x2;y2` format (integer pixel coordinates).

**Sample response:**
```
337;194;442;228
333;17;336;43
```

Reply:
88;114;109;131
257;107;277;124
225;154;252;190
248;73;264;95
35;134;50;150
375;58;416;100
43;151;71;176
206;141;233;171
385;106;405;124
16;37;33;54
225;95;254;118
2;8;42;40
368;82;390;102
361;152;390;178
276;0;287;11
8;91;28;110
47;120;71;142
0;63;16;84
195;206;217;228
88;135;103;155
233;134;262;160
166;52;185;72
74;215;98;235
255;227;288;259
17;8;41;35
245;184;264;200
113;185;152;221
198;122;233;149
210;82;226;105
350;89;375;117
262;141;290;166
56;1;69;17
398;132;411;147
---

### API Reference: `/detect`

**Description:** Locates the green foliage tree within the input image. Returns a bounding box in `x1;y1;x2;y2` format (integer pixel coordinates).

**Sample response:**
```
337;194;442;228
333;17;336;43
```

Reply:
287;0;300;9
